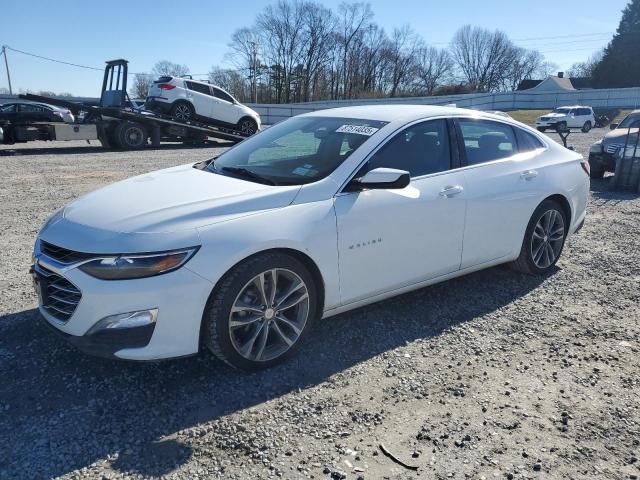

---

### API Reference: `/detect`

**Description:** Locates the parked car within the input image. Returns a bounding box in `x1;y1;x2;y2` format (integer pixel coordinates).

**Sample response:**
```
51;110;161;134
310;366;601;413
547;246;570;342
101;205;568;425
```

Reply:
145;76;261;135
588;109;640;178
535;106;595;133
0;102;74;123
32;106;588;369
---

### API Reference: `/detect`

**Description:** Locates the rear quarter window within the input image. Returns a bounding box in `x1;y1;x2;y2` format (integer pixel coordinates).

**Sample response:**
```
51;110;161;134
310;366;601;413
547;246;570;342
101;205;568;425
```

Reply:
515;128;545;153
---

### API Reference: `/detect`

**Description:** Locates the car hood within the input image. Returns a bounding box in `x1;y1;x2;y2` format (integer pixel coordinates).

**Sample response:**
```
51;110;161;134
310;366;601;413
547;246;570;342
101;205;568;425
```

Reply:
61;163;301;234
602;127;639;146
542;113;568;119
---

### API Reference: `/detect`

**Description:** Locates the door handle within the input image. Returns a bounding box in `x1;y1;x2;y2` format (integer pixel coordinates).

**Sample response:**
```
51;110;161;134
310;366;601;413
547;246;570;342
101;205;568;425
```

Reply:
439;185;464;197
520;170;538;180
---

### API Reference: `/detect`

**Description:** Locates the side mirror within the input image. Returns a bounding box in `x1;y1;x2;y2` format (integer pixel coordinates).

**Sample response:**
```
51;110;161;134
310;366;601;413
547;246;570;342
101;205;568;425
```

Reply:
610;123;618;130
351;167;410;190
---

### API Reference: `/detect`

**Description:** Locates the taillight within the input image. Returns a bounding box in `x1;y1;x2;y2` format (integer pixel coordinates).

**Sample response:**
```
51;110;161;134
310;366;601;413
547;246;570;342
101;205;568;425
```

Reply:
158;84;176;90
580;159;590;176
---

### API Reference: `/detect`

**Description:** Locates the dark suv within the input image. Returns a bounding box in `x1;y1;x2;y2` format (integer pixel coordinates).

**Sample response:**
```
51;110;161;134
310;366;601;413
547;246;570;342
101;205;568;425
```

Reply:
588;110;640;178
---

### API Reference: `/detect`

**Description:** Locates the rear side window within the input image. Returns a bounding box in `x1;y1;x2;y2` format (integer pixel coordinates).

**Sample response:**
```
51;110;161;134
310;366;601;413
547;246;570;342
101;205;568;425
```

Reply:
458;119;517;165
0;104;16;112
186;81;212;96
515;128;545;153
213;87;234;103
579;108;592;116
368;119;451;177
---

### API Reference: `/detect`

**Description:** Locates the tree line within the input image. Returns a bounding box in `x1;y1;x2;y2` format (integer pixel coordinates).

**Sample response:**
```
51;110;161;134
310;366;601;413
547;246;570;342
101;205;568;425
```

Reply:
130;0;639;102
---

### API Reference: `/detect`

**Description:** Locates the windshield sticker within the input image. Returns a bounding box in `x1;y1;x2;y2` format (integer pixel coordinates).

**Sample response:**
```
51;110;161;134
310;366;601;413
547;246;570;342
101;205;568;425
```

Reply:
292;165;318;177
335;125;379;136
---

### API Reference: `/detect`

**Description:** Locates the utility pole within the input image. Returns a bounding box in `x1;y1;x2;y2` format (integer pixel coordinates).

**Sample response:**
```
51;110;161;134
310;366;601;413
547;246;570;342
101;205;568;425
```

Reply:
249;40;258;103
1;45;12;94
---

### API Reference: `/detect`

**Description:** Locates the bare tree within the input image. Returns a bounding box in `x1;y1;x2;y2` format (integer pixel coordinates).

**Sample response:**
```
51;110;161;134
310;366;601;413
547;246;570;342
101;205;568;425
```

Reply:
209;67;248;100
336;2;373;98
152;60;190;77
384;25;420;97
450;25;519;92
413;46;452;95
131;73;153;99
567;50;604;78
502;49;545;91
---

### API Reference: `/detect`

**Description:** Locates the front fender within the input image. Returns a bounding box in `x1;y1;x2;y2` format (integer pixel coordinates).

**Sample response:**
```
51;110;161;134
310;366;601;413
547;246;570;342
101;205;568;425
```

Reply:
188;199;340;311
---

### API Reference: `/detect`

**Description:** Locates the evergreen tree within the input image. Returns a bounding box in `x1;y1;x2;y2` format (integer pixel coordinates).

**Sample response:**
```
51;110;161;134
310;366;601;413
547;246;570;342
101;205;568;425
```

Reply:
592;0;640;87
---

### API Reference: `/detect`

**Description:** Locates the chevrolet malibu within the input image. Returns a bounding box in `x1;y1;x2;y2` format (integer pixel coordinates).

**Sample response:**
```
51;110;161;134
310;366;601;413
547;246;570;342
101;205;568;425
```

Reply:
33;105;589;370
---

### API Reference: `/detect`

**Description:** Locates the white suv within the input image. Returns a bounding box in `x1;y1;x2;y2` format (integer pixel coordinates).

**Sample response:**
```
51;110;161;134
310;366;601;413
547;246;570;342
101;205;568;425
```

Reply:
535;106;595;133
145;76;261;134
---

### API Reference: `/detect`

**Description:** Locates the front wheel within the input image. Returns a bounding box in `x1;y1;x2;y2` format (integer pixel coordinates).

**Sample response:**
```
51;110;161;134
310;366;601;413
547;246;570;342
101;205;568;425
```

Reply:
581;121;592;133
203;252;318;370
511;200;568;275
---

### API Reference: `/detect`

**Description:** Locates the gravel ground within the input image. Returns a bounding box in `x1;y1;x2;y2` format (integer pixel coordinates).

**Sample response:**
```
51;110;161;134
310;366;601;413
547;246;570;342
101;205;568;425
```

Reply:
0;128;639;480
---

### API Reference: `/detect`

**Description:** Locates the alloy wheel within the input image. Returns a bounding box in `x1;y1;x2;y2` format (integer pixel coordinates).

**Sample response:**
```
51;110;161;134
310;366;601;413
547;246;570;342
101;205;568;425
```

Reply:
530;209;565;269
174;104;192;121
228;268;309;362
240;119;257;135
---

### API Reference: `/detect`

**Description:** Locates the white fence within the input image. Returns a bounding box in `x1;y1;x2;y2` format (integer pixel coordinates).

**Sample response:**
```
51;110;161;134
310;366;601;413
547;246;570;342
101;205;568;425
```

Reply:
4;86;640;126
247;87;640;124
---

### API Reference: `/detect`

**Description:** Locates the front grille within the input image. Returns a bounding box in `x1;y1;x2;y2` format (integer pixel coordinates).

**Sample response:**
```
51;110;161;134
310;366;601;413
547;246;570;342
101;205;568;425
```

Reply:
35;265;82;322
41;241;94;264
606;143;624;154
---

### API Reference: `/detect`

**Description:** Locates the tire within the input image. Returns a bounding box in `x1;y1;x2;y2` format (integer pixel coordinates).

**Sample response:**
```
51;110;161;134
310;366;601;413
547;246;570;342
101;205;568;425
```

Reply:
170;101;195;122
203;252;319;371
237;117;258;136
556;121;568;133
589;164;605;179
511;199;568;275
581;121;592;133
114;122;147;149
537;127;547;132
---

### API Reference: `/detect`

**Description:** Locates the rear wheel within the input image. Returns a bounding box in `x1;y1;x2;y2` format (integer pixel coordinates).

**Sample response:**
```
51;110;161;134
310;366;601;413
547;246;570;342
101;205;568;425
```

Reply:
203;252;318;371
511;200;568;275
170;102;195;122
114;122;147;149
237;117;258;136
581;121;592;133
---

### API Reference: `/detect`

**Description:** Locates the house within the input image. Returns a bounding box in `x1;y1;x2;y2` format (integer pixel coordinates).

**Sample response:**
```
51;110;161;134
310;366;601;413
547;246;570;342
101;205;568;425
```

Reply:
517;72;593;92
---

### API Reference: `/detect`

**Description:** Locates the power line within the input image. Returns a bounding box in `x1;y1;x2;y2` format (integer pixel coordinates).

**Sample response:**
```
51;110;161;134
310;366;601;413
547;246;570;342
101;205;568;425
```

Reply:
5;45;104;71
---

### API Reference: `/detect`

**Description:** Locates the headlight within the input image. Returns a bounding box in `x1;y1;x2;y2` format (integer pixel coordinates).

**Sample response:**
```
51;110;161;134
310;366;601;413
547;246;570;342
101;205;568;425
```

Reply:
590;142;603;154
79;247;199;280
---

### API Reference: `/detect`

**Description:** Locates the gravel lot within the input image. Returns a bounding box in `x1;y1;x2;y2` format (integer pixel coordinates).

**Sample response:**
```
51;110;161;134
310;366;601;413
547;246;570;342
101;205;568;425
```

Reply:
0;128;639;480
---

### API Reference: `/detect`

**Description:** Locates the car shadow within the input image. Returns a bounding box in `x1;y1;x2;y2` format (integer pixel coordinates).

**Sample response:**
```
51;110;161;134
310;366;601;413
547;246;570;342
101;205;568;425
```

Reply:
0;264;552;479
0;141;233;157
590;176;640;203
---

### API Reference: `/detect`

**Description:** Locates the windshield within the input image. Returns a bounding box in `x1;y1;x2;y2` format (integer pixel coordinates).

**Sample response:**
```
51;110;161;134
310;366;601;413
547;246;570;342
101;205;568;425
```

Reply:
207;116;388;185
552;108;571;114
618;113;640;128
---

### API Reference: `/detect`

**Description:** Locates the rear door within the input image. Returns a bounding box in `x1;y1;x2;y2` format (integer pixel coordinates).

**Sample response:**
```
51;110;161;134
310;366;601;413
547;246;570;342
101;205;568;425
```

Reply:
211;87;240;125
184;81;214;119
455;118;546;269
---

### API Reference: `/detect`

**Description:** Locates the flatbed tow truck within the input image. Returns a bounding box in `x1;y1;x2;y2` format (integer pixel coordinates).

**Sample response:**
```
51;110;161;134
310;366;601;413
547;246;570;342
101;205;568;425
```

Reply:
0;59;250;149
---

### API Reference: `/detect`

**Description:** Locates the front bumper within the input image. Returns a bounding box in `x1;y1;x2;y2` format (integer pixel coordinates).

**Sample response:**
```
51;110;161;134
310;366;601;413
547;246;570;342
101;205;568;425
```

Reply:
588;152;617;172
33;247;214;361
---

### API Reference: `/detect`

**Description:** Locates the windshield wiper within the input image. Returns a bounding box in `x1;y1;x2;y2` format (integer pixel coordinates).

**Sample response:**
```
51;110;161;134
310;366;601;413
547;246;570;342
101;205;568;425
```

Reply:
221;166;276;186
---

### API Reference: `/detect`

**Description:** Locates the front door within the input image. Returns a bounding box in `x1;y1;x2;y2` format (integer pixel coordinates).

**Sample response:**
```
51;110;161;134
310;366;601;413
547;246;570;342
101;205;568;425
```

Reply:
334;119;467;305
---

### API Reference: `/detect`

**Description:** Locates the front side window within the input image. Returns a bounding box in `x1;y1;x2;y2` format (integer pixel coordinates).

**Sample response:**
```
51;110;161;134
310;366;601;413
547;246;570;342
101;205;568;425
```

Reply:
367;119;451;177
208;116;387;185
20;104;46;112
458;118;517;165
553;108;571;115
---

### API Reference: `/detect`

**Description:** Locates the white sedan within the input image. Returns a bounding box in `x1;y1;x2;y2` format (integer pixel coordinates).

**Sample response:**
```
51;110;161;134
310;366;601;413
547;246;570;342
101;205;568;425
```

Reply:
33;105;589;370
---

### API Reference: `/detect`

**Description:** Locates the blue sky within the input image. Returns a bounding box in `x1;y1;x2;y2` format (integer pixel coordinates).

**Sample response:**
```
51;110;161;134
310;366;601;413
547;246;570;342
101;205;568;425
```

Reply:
0;0;629;96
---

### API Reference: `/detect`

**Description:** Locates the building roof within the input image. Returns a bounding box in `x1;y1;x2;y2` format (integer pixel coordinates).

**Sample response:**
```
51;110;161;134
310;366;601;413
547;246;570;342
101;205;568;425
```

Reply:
517;76;593;91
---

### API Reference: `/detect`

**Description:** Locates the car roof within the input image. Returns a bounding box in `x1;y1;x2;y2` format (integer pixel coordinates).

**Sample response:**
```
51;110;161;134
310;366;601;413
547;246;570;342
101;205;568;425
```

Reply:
300;104;509;123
